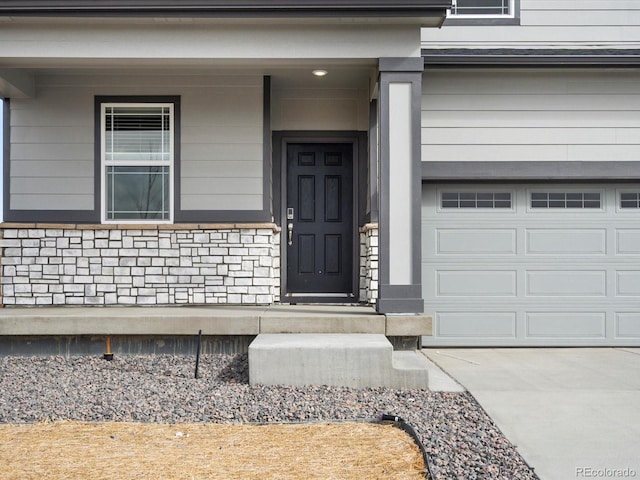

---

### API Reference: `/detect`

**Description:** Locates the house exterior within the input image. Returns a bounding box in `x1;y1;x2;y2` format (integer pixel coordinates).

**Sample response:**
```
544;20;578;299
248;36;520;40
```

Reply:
1;0;639;347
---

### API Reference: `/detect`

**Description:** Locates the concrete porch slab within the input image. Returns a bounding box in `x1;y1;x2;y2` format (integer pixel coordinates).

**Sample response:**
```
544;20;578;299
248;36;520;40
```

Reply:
385;314;432;336
0;305;432;337
0;306;263;336
259;305;385;334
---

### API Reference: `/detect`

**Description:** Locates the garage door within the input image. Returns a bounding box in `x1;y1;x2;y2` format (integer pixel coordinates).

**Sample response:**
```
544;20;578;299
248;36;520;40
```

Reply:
422;184;640;346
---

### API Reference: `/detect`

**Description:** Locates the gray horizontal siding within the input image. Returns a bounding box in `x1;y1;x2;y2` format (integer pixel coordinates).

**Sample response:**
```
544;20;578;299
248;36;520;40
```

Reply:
9;83;95;211
181;160;263;178
423;94;640;111
10;160;94;178
423;26;640;47
421;69;640;165
422;110;640;128
180;84;263;211
11;177;93;194
527;0;640;10
422;128;640;145
11;125;93;143
525;0;640;16
422;145;640;163
11;194;95;210
11;143;93;161
180;195;264;211
272;88;368;132
181;178;262;196
9;73;264;213
180;144;263;162
422;0;640;48
181;125;263;144
524;10;640;27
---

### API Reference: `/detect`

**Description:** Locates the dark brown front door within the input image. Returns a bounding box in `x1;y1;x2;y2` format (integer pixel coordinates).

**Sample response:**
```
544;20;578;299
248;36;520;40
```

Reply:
286;143;354;300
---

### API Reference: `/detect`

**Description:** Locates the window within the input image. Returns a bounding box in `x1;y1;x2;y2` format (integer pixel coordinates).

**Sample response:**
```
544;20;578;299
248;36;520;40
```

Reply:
530;192;601;209
620;192;640;209
449;0;513;17
441;192;512;209
101;102;174;222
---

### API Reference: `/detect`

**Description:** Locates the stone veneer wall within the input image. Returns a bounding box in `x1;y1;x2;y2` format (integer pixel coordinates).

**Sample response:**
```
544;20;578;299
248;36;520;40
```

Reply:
359;223;379;305
0;224;280;306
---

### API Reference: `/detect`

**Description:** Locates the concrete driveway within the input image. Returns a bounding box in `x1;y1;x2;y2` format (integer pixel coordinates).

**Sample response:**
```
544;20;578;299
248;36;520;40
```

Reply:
422;348;640;480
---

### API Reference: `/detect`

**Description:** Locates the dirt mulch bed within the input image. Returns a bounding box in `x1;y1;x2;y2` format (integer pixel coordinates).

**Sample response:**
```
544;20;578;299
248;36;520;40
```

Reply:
0;421;426;479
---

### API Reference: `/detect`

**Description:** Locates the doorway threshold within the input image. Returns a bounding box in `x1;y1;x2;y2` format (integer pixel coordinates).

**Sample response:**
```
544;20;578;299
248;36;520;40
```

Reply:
283;293;356;304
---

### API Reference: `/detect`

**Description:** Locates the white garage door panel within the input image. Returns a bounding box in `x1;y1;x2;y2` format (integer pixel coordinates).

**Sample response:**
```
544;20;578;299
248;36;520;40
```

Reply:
617;230;640;254
436;229;517;255
422;183;640;346
616;272;640;296
437;270;517;296
526;312;606;338
617;314;640;338
526;270;607;297
526;229;607;255
436;312;516;338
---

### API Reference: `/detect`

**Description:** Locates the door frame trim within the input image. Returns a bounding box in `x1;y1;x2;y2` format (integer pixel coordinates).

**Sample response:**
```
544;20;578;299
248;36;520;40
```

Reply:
272;131;366;303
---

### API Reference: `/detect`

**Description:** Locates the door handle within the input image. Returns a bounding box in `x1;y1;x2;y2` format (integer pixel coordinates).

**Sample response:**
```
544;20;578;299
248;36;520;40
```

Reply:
288;223;294;246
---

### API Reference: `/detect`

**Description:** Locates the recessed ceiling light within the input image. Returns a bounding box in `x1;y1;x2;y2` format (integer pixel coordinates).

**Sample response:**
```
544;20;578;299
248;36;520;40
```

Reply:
312;69;328;77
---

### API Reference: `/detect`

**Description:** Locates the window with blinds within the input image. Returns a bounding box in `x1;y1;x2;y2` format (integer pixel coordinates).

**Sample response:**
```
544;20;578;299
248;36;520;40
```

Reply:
102;104;173;222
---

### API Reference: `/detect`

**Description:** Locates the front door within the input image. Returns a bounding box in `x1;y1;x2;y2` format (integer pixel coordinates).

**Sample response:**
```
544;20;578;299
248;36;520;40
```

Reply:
286;143;354;300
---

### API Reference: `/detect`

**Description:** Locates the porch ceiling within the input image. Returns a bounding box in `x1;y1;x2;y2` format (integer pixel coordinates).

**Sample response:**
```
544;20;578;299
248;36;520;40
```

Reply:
1;1;430;81
0;62;375;98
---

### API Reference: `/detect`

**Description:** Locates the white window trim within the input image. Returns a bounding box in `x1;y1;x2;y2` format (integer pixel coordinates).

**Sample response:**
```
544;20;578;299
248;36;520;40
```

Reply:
448;0;515;19
100;102;175;224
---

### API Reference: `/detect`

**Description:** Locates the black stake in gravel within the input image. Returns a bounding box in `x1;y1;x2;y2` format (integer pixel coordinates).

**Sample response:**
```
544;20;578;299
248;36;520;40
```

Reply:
194;330;202;379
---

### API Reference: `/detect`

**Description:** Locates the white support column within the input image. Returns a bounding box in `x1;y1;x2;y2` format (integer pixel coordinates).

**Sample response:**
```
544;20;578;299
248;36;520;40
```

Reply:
376;57;423;314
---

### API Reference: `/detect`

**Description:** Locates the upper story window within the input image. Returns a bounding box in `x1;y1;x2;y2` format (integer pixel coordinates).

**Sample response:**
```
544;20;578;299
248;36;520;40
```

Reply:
449;0;515;18
100;101;175;222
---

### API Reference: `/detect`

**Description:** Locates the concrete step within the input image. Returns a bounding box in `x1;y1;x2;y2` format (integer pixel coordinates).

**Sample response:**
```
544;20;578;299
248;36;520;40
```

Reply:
248;333;430;389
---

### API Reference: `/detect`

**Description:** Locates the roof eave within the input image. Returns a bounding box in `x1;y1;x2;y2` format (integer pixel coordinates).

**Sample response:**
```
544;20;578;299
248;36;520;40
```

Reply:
0;1;452;20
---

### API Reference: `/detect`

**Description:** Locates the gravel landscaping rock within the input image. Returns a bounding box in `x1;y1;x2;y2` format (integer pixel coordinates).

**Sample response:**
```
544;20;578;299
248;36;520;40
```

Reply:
0;354;538;479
